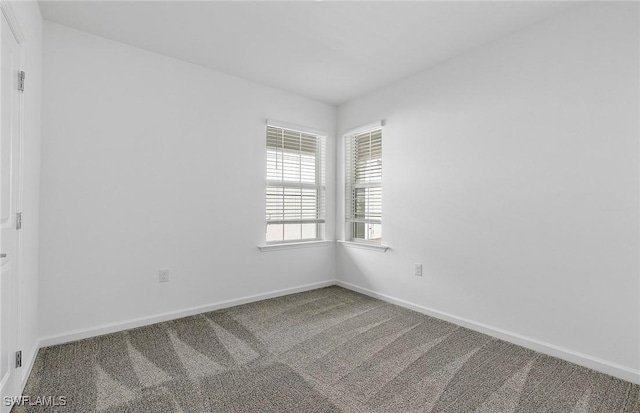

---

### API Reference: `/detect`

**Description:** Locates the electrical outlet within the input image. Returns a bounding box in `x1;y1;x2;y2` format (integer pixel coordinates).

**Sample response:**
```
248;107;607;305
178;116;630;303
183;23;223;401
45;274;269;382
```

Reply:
159;269;170;283
414;264;423;277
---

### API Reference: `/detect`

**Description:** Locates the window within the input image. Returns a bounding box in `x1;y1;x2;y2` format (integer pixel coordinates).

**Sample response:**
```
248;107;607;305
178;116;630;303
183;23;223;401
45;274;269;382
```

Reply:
266;125;325;243
346;128;382;242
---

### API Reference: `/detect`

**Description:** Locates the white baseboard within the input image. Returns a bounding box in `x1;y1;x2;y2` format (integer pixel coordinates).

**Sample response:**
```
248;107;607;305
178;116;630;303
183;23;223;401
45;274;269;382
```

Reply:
20;340;40;391
36;278;640;385
39;280;336;348
337;280;640;385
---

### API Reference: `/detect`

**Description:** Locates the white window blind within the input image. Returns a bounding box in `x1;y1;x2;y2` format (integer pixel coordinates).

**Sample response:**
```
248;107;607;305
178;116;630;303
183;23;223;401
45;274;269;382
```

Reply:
266;125;325;243
346;128;382;242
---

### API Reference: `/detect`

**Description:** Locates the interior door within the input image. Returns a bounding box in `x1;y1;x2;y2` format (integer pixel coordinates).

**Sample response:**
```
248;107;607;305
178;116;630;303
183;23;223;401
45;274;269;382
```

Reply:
0;9;21;412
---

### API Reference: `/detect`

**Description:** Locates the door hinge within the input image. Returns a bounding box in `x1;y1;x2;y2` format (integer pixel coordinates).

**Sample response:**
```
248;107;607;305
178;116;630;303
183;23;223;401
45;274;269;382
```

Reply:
16;212;22;230
18;71;25;92
15;351;22;368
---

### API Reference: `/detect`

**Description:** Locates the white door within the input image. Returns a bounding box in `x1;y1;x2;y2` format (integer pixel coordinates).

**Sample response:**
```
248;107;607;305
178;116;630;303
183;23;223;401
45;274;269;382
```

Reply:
0;9;21;413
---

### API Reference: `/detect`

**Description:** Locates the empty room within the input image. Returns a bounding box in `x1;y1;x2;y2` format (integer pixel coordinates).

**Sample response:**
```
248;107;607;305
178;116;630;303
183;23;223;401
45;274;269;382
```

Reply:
0;0;638;411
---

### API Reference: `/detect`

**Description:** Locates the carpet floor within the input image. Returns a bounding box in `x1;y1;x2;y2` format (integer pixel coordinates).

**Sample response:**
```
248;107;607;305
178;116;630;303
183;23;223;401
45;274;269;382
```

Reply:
16;286;639;412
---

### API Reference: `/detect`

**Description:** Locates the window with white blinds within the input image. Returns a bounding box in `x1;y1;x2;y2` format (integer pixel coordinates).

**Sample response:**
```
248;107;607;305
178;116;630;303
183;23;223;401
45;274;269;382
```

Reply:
266;125;325;243
346;129;382;242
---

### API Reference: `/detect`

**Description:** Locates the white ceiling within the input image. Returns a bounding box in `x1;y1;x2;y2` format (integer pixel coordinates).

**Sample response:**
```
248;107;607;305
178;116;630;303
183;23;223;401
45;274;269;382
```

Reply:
39;1;577;105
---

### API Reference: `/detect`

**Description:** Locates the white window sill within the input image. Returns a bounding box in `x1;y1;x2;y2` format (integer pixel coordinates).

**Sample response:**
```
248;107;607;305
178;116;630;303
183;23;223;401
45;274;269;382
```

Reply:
337;240;389;252
258;240;334;252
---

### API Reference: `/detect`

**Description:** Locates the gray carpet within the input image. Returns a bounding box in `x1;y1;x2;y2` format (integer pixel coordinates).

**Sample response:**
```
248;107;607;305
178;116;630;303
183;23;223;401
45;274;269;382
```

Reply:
16;286;640;412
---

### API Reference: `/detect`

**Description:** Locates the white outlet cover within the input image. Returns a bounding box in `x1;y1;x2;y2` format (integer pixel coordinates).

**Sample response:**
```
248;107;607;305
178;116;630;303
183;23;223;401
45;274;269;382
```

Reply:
414;264;423;276
159;269;170;282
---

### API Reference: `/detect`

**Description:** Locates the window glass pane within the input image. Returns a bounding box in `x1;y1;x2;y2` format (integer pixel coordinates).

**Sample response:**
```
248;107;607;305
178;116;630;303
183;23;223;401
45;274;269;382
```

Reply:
267;127;318;184
352;222;366;240
301;223;317;240
266;224;283;243
266;186;283;221
353;130;382;183
301;188;318;220
284;223;302;241
351;223;382;242
353;187;381;221
266;149;281;181
369;223;382;241
283;187;302;220
300;152;316;184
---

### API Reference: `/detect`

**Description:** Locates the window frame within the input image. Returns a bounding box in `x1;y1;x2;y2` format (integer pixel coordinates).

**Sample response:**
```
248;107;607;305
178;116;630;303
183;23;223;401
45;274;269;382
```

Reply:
265;121;326;245
345;126;383;244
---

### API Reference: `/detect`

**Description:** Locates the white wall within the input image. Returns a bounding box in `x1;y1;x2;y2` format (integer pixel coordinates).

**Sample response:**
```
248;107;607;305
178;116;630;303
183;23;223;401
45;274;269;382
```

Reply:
8;0;42;387
39;22;336;340
39;1;639;384
337;2;639;381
